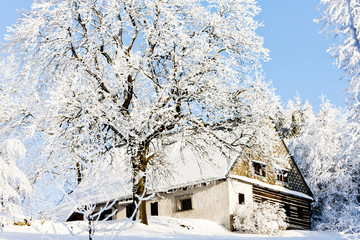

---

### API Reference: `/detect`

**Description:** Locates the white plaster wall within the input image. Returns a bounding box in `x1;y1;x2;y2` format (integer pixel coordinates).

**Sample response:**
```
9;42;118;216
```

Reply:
228;178;253;215
114;181;231;229
115;205;126;220
158;181;230;229
90;203;117;220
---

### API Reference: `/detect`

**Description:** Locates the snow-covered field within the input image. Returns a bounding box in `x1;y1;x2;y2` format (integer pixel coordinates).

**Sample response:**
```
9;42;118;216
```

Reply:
0;217;345;240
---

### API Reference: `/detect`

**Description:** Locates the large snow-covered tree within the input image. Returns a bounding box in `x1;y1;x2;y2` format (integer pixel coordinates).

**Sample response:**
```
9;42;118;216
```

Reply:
2;0;278;224
317;0;360;106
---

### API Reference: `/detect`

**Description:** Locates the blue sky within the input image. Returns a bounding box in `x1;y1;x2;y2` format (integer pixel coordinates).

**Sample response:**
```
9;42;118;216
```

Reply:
0;0;346;112
256;0;345;111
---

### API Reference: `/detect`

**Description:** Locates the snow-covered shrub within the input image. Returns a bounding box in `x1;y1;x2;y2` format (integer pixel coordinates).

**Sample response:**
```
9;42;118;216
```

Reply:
233;201;287;236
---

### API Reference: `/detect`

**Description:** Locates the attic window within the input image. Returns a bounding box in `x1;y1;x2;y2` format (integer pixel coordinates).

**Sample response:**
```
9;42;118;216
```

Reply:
252;161;266;177
175;196;193;212
276;170;289;183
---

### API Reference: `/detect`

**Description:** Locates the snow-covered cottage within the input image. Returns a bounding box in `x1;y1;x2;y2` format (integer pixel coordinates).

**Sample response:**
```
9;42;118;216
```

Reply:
47;123;313;230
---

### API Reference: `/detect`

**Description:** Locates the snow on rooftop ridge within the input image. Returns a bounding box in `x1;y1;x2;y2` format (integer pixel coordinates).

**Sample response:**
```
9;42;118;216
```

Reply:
229;175;314;201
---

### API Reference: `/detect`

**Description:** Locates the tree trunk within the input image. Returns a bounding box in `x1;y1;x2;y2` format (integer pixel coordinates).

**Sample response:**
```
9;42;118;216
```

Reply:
139;196;148;225
76;161;84;184
87;216;93;240
132;183;148;224
132;142;150;224
135;172;148;224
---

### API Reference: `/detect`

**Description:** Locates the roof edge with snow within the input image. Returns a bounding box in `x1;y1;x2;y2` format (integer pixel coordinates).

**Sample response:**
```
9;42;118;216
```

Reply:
229;175;314;201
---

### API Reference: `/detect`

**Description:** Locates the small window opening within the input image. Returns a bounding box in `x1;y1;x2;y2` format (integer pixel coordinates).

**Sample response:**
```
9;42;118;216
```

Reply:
297;207;304;219
176;197;192;211
126;203;136;218
151;202;158;216
67;212;84;221
238;193;245;205
181;198;192;211
276;170;289;183
284;204;291;216
98;208;114;221
253;162;266;177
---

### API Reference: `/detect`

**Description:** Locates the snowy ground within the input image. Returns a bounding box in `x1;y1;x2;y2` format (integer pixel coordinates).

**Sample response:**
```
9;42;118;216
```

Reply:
0;217;345;240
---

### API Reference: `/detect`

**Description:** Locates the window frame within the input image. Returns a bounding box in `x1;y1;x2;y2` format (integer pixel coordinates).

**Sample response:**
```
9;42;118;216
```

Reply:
297;206;304;219
98;208;115;221
284;203;291;217
126;203;136;219
252;161;267;177
276;169;290;183
175;195;193;212
238;193;245;205
150;202;159;216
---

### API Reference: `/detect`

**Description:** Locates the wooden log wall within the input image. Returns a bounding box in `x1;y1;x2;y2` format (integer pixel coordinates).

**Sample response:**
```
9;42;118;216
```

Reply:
253;186;312;229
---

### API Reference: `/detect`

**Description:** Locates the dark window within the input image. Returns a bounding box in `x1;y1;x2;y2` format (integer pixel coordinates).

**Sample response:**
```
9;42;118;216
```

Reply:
176;197;192;211
276;170;289;183
253;162;266;177
238;193;245;205
126;203;136;218
67;212;84;221
181;198;192;211
284;204;291;216
297;207;304;219
151;202;158;216
98;209;114;221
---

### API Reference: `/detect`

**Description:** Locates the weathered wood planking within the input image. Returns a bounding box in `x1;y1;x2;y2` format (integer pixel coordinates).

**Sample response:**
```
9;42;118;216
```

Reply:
253;186;312;229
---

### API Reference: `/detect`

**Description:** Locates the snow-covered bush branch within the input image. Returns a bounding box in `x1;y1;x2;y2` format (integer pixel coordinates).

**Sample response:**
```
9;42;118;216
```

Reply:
233;201;287;236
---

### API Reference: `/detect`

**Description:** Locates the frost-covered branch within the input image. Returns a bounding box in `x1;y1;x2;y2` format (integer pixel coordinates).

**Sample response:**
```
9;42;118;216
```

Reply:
1;0;278;225
317;0;360;106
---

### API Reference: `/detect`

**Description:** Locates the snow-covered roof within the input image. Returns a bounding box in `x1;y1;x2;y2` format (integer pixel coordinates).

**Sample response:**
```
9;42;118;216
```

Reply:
45;138;237;221
45;125;313;221
229;175;314;201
